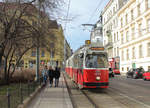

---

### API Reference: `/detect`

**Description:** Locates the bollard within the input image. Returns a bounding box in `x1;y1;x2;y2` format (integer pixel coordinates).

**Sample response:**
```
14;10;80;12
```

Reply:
7;88;10;108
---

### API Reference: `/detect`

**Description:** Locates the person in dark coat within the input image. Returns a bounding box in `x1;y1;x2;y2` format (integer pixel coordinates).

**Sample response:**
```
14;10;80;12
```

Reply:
42;65;48;85
54;66;60;87
48;66;54;87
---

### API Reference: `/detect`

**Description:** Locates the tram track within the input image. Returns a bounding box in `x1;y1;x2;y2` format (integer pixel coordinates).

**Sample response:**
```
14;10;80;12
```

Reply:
81;90;99;108
63;72;150;108
63;72;97;108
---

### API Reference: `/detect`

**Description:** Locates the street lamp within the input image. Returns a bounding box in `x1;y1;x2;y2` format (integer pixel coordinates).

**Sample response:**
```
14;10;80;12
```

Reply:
36;0;44;82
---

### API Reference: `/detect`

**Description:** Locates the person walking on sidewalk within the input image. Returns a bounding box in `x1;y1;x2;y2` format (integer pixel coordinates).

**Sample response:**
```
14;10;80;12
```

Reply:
54;66;60;87
48;66;54;87
42;65;48;85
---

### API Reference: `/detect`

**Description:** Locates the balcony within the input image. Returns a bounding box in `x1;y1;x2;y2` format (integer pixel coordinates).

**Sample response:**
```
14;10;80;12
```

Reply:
105;42;113;49
105;30;113;49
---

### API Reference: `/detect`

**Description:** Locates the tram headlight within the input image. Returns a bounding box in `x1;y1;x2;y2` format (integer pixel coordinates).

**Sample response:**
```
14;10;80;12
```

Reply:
96;76;100;81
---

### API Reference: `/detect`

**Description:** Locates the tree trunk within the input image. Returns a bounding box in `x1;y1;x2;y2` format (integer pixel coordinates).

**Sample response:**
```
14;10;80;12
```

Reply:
4;57;8;84
0;48;4;69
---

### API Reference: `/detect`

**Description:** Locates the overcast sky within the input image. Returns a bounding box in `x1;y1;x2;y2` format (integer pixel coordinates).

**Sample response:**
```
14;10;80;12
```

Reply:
61;0;109;51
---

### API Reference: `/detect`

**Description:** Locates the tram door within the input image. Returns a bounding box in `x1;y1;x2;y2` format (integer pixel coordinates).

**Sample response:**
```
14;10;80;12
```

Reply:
73;55;78;83
78;53;84;85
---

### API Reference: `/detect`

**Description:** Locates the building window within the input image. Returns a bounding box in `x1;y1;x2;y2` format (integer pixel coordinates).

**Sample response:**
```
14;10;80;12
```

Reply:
148;66;150;71
125;14;128;24
31;50;36;57
32;21;37;26
139;45;143;58
41;50;45;57
121;18;123;27
121;34;123;44
132;47;135;59
114;48;116;57
148;19;150;32
127;49;129;60
50;50;55;58
114;33;116;42
131;9;133;20
117;32;118;41
113;20;115;28
132;27;135;39
117;47;119;56
122;67;124;71
122;50;124;61
127;67;129;71
147;43;150;56
126;31;129;42
139;23;142;36
148;0;150;8
138;4;141;15
113;7;115;14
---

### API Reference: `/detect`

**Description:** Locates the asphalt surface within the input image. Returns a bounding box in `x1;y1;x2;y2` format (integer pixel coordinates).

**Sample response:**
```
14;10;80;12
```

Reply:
74;75;150;108
108;75;150;107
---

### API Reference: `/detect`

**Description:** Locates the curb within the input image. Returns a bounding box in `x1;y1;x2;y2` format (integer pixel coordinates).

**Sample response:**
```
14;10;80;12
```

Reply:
17;84;44;108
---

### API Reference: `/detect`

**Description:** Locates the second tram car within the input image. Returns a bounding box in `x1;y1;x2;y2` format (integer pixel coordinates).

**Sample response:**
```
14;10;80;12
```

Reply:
66;44;109;89
109;57;120;74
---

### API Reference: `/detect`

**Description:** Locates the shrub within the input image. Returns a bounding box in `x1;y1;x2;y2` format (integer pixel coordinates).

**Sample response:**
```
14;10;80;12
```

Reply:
11;69;37;83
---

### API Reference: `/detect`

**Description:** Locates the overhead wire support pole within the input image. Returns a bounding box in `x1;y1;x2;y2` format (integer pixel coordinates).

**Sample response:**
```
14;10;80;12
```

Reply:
64;0;71;68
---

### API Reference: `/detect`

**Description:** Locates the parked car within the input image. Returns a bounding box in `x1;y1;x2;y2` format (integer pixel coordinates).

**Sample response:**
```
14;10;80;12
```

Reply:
126;67;145;79
143;71;150;80
109;68;114;77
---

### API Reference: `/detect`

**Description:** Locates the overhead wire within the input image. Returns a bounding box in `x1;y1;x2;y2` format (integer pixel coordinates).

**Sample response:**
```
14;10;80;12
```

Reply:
87;0;104;23
64;0;71;31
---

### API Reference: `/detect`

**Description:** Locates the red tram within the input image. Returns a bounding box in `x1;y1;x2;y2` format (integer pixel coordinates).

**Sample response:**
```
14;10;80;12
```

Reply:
65;44;109;89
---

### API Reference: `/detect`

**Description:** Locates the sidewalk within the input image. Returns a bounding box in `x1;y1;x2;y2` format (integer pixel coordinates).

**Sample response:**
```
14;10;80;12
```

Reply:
27;74;73;108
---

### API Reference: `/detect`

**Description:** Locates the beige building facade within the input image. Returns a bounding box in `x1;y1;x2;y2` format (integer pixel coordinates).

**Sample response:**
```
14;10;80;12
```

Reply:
102;0;124;58
118;0;150;73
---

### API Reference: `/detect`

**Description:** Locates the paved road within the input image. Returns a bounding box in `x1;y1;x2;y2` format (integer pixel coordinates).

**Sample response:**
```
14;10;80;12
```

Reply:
109;75;150;107
82;75;150;108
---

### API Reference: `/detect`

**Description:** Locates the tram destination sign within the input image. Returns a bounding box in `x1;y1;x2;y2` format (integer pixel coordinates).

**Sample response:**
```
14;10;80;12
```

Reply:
90;47;104;50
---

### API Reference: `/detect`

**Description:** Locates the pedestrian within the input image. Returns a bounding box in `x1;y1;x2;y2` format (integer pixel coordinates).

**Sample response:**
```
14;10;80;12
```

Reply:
42;65;48;85
54;66;60;87
48;66;54;87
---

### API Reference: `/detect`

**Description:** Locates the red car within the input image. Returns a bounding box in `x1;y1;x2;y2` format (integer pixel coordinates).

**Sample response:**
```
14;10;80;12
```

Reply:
143;71;150;80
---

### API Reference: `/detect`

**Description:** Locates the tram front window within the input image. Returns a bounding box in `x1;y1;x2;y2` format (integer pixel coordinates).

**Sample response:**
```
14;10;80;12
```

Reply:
85;54;108;68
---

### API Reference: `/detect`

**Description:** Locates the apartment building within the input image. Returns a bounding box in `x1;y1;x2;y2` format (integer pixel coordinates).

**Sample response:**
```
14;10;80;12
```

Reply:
102;0;124;59
118;0;150;73
22;22;72;69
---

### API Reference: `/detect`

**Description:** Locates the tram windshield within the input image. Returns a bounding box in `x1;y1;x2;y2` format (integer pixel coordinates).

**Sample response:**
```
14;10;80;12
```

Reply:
85;54;108;68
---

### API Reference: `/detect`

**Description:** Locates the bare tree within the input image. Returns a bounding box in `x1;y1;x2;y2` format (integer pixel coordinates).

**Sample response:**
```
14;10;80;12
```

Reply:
0;0;64;84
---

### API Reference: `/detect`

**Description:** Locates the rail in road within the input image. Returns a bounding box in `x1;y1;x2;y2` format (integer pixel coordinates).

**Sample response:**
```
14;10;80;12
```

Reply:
63;72;98;108
63;73;150;108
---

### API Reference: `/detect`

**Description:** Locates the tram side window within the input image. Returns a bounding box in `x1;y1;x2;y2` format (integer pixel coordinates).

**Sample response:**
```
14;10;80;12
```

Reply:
78;55;83;69
74;55;78;68
85;54;108;68
68;60;70;67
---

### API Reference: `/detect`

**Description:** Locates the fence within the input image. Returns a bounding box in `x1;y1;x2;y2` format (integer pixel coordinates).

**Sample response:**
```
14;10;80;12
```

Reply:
0;77;43;108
